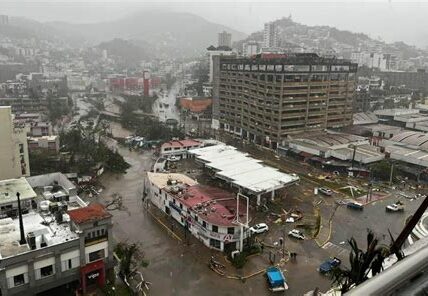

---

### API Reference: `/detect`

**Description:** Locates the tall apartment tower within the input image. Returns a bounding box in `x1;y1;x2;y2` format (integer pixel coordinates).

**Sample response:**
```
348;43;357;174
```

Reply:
0;15;9;25
263;22;278;48
212;54;358;149
218;31;232;48
0;106;30;179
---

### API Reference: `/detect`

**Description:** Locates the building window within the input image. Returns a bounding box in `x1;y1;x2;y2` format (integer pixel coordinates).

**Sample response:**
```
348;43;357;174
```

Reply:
89;249;105;262
61;257;80;272
40;265;54;278
209;239;221;249
227;227;235;234
202;221;206;228
13;274;25;287
212;225;218;233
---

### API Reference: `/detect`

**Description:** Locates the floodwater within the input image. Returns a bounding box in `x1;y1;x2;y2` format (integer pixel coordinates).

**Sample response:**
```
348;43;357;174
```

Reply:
97;143;428;295
152;82;180;123
97;147;330;295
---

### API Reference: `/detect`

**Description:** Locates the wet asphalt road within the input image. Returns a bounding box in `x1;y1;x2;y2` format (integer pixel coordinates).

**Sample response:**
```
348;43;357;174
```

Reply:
98;148;280;296
97;146;427;296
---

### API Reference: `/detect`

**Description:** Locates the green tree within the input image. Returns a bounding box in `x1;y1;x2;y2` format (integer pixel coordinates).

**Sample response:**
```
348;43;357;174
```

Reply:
331;230;392;293
370;160;394;181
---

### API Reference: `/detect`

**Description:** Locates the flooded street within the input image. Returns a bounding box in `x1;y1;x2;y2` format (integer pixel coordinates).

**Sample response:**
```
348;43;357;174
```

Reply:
97;146;331;295
152;82;181;123
94;129;424;295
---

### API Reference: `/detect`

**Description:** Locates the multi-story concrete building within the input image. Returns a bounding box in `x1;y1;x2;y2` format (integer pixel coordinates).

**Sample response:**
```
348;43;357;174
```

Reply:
28;135;60;153
218;31;232;48
351;52;397;71
146;172;250;252
263;22;279;49
242;40;261;57
0;173;113;296
206;46;235;83
212;53;357;149
0;106;30;179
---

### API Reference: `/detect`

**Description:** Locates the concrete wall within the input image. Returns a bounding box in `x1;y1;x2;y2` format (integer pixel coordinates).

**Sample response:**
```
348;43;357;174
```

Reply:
0;106;30;179
0;239;80;296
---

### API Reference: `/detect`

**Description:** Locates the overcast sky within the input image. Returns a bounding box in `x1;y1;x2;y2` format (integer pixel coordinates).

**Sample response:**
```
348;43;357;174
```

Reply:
2;1;428;47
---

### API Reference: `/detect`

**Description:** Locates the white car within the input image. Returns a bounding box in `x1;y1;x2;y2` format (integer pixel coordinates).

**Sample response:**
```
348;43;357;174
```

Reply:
288;229;305;240
250;223;269;234
386;203;404;212
168;156;179;162
319;187;333;196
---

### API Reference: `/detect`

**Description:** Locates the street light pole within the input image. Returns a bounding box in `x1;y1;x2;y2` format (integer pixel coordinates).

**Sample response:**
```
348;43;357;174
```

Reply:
389;162;394;186
236;192;249;252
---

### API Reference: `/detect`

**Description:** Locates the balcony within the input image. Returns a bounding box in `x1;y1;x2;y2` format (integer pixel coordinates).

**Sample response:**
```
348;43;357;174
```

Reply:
85;234;108;246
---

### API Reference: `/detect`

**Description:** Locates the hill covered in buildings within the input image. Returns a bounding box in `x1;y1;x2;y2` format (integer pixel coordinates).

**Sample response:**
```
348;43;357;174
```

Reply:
236;16;426;61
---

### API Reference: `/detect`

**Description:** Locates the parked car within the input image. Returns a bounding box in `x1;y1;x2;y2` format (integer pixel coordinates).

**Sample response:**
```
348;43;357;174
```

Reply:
266;266;288;292
250;223;269;234
386;202;404;212
319;257;341;274
347;201;364;211
319;187;333;196
288;229;305;240
167;156;179;162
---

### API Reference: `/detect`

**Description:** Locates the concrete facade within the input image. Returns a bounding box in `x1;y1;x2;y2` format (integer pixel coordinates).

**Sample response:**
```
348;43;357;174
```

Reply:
0;106;30;179
212;54;358;149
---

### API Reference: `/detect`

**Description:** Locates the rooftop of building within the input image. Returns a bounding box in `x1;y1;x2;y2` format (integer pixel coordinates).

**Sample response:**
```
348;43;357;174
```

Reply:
0;210;79;259
207;45;232;51
393;113;428;122
289;131;367;148
147;173;247;226
0;178;37;206
189;144;299;195
353;112;379;125
387;131;428;150
0;173;89;259
29;121;51;127
219;53;356;65
374;108;419;117
179;97;212;113
342;124;403;137
161;139;203;150
68;203;111;225
27;172;76;196
147;172;198;189
28;135;58;142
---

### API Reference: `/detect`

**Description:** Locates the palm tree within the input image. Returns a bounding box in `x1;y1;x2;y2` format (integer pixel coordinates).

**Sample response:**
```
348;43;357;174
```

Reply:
331;230;390;293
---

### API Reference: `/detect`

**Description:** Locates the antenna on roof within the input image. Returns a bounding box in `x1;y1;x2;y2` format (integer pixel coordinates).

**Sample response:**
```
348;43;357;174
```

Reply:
17;192;27;245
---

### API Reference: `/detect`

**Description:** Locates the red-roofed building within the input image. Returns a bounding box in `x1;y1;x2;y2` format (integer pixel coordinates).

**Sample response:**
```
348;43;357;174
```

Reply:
68;203;113;294
179;97;212;114
160;139;203;159
68;203;112;224
146;172;250;252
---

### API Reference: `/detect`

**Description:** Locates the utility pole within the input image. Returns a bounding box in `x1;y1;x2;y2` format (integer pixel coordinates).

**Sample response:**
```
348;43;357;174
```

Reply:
351;144;357;169
389;162;394;186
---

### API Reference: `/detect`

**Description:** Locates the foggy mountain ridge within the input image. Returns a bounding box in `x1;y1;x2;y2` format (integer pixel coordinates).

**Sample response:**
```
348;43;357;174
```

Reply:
48;10;247;58
1;11;426;60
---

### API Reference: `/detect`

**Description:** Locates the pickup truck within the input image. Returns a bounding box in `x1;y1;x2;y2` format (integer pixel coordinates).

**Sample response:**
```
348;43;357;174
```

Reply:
347;201;364;210
319;257;341;274
266;266;288;292
386;202;404;212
